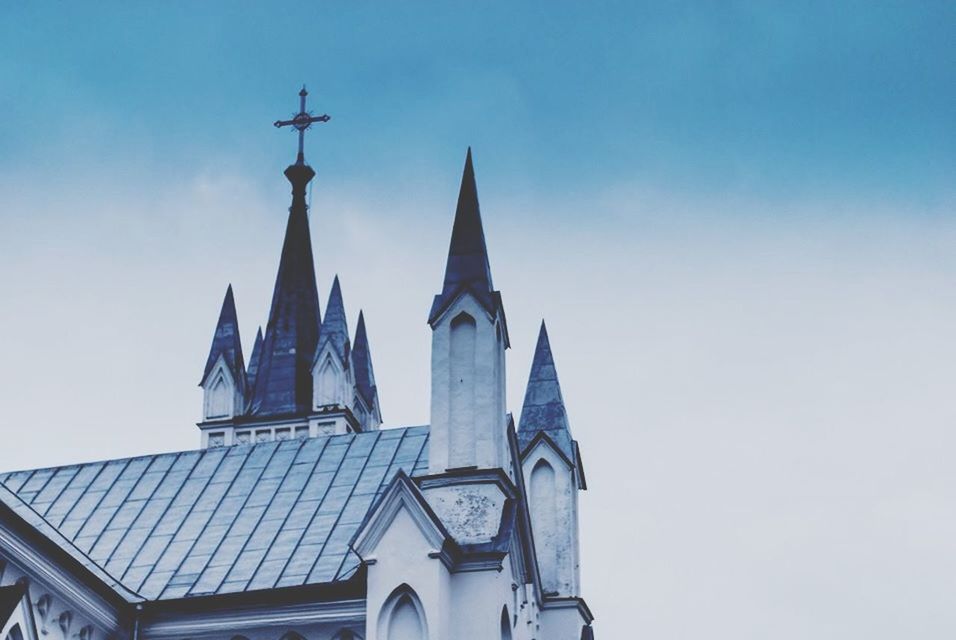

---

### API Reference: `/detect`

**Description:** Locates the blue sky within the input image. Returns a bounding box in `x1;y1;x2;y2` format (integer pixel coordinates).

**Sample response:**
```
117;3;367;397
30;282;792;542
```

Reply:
1;2;955;638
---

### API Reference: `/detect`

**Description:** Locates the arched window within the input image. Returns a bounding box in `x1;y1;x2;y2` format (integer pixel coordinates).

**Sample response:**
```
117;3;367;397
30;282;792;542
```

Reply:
500;606;513;640
531;458;558;590
449;312;476;466
278;632;306;640
378;585;427;640
6;624;23;640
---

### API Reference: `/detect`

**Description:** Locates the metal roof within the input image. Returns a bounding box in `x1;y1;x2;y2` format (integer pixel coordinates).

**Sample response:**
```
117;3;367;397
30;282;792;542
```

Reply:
0;426;429;601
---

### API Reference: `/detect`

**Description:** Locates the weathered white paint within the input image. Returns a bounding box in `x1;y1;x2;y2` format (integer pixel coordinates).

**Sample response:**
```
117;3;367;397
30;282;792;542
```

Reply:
429;293;508;474
523;439;581;597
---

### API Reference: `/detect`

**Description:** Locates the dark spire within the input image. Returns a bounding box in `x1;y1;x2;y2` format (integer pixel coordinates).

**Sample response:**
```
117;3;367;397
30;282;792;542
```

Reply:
518;321;574;461
200;285;246;391
428;148;500;325
248;163;322;417
351;310;378;409
317;275;350;363
246;326;264;392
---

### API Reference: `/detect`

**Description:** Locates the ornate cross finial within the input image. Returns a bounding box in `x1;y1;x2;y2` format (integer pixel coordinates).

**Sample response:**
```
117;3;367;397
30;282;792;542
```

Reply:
274;85;331;165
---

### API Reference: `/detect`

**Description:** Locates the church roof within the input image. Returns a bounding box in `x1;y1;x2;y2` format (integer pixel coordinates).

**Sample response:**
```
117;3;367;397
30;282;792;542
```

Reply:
200;285;246;389
0;426;429;601
517;322;575;462
249;164;323;417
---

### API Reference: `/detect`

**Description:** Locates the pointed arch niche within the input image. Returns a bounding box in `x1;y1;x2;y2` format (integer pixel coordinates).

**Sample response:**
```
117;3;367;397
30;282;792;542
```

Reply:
206;370;232;418
530;458;558;590
315;354;341;407
377;585;427;640
500;606;513;640
449;311;477;466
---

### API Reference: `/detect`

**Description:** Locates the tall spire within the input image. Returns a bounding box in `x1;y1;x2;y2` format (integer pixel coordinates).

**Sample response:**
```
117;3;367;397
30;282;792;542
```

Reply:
518;321;574;460
200;285;246;392
317;275;350;363
248;162;322;417
428;148;498;325
351;310;378;410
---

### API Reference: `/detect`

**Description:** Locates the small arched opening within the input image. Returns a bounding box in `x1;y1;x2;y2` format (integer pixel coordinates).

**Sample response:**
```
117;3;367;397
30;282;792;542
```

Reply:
378;584;427;640
500;605;513;640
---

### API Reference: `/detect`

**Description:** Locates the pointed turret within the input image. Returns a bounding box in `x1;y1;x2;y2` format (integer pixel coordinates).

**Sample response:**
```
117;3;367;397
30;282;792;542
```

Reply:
428;149;509;473
200;285;246;392
428;148;503;333
317;275;350;363
248;161;322;417
518;321;574;461
199;285;247;424
351;310;379;413
518;321;584;598
246;326;264;393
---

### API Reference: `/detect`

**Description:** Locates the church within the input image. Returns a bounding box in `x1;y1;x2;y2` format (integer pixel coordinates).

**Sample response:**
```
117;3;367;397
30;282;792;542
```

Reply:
0;90;595;640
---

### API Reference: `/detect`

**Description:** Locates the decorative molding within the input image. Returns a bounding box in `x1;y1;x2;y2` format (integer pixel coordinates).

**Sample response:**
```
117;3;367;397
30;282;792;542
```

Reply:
141;599;366;639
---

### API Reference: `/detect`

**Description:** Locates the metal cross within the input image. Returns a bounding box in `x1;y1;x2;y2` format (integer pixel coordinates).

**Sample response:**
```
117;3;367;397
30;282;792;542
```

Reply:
274;86;331;164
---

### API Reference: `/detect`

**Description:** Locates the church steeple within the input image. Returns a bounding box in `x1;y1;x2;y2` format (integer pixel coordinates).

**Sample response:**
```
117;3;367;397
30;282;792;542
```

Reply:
248;159;322;417
428;149;509;473
199;285;247;422
428;148;503;335
518;321;574;461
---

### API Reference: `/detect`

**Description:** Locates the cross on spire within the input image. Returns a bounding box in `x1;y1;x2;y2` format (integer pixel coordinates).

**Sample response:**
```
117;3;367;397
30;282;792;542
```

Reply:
274;85;330;165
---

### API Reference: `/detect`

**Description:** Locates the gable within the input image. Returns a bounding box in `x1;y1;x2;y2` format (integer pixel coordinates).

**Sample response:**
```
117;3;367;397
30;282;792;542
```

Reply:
352;472;453;565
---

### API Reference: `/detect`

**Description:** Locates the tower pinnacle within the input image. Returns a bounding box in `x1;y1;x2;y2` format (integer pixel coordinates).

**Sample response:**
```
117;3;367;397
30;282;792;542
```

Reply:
428;148;503;335
518;321;574;461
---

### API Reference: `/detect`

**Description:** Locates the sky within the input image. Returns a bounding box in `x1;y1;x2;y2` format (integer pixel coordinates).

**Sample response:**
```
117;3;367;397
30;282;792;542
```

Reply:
1;1;955;637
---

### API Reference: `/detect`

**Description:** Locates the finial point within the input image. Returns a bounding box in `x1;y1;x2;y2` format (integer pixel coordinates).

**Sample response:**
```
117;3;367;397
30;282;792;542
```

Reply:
300;85;308;97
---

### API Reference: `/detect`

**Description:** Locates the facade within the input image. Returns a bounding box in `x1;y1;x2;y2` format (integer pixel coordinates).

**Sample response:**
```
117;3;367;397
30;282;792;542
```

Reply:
0;141;594;638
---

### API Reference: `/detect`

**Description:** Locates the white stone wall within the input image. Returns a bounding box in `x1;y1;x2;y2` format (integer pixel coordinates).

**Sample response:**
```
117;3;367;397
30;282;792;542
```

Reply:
429;294;507;474
522;441;580;597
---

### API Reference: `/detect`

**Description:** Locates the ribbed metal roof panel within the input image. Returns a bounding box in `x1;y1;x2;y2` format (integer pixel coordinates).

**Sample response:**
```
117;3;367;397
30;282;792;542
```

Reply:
0;426;429;600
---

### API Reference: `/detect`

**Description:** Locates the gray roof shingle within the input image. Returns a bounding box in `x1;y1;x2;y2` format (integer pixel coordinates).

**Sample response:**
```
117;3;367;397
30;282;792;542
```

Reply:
0;426;429;600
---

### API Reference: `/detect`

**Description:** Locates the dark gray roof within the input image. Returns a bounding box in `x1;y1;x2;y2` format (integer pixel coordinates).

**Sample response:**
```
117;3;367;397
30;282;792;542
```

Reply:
351;311;377;409
0;426;429;600
428;149;499;325
200;285;246;390
317;275;350;365
518;322;574;461
249;163;323;418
